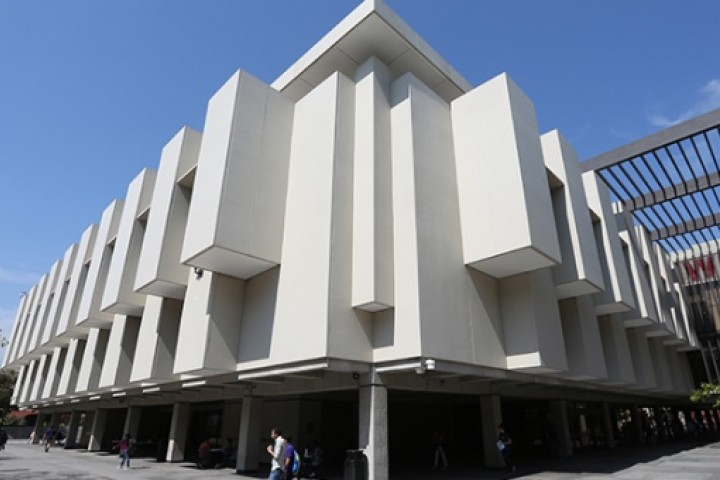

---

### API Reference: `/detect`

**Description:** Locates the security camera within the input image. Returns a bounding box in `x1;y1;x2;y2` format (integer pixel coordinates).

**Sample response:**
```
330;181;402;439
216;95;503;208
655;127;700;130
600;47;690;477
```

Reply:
352;372;360;381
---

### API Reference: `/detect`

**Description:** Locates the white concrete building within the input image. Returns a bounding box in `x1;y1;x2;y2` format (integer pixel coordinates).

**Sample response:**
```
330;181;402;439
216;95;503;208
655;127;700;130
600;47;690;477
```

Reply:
2;1;707;478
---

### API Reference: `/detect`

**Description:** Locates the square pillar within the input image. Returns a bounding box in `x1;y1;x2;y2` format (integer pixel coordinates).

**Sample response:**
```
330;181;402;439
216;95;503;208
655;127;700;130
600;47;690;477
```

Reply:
48;412;60;429
123;406;142;439
602;403;616;449
78;411;94;448
88;409;108;451
236;396;263;472
631;406;645;445
480;395;504;468
359;381;388;480
31;413;46;444
549;400;573;457
167;402;190;462
65;411;81;449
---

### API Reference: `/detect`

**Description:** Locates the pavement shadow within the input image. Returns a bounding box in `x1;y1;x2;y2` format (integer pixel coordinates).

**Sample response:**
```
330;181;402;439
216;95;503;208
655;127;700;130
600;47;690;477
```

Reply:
506;438;719;477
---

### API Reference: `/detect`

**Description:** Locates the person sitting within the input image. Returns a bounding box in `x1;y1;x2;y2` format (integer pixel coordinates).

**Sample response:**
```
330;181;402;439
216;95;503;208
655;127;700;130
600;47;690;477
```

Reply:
218;438;235;468
308;441;324;478
197;438;213;469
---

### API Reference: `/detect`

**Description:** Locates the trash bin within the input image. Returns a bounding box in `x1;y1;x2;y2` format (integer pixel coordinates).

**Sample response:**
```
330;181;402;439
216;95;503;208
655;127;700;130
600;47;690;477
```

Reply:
344;449;368;480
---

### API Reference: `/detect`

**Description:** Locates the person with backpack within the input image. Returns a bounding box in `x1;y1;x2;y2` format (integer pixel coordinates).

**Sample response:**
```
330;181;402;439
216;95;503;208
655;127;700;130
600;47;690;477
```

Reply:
497;423;515;473
284;436;301;480
42;426;55;453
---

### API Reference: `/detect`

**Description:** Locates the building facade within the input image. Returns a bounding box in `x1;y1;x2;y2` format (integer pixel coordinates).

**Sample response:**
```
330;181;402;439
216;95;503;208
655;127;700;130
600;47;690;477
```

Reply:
2;1;709;478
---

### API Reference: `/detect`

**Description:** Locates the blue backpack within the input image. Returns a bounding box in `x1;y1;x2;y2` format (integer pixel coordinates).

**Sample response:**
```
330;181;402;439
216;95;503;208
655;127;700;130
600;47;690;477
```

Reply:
292;450;301;475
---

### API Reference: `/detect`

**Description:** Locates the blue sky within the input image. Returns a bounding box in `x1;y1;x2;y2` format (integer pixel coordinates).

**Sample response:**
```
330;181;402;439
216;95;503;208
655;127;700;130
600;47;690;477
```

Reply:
1;0;719;356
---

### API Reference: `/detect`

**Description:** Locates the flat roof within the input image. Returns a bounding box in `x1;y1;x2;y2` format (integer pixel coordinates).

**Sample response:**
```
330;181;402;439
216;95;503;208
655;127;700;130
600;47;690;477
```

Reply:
272;0;473;102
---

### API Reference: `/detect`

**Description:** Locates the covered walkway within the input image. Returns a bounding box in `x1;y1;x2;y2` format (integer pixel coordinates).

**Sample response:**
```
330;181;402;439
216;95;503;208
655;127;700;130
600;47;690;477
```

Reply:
2;436;720;479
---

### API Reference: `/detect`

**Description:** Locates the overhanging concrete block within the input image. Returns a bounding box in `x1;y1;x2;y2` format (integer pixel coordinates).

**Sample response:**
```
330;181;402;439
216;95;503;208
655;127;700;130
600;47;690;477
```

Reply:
181;70;294;279
452;73;560;278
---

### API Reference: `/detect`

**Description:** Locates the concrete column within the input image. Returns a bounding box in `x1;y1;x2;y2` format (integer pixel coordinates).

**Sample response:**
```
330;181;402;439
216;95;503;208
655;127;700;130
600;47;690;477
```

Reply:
236;396;263;473
359;382;388;480
47;412;59;429
30;413;46;444
549;400;573;457
480;395;504;468
653;407;664;440
631;406;645;445
602;403;615;449
65;411;81;449
79;411;94;448
167;402;190;462
88;409;108;451
123;406;142;439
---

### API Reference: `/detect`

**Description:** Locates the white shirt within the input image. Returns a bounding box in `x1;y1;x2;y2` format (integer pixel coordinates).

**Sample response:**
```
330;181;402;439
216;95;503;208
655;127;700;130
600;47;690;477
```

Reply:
271;436;285;471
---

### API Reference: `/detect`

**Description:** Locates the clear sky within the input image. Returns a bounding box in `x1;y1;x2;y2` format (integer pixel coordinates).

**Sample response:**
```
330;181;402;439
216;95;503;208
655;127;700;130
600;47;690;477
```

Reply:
1;0;719;357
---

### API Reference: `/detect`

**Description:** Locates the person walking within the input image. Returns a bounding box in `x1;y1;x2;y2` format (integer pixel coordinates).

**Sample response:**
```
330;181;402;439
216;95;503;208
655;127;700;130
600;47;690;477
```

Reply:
114;433;133;470
432;430;448;470
497;423;515;473
43;426;55;453
284;436;298;480
266;428;286;480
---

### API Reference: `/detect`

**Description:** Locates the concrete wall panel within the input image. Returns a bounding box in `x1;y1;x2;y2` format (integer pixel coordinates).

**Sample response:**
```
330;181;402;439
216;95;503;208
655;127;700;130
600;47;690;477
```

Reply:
10;286;39;364
18;277;48;360
351;57;394;311
559;296;607;380
598;314;636;385
174;270;244;374
76;200;124;329
56;337;86;397
451;73;560;277
136;128;200;298
131;295;182;382
33;261;63;353
75;328;110;393
40;346;66;399
500;269;567;373
56;225;98;337
101;169;156;316
181;70;294;279
99;315;140;388
272;73;364;364
541;131;604;298
582;173;635;314
627;327;657;390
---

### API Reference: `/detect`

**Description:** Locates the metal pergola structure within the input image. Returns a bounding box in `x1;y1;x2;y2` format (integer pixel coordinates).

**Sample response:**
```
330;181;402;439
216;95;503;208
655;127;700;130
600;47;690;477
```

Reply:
582;108;720;384
581;108;720;259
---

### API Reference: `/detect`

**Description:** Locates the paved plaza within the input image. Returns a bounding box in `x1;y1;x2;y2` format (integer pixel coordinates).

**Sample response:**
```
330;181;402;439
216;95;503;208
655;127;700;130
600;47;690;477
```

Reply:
1;439;720;480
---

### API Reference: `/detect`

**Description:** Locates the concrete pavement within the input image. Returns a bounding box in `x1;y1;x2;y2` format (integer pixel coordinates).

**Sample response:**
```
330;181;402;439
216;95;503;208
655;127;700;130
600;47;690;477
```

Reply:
0;440;262;480
1;439;720;479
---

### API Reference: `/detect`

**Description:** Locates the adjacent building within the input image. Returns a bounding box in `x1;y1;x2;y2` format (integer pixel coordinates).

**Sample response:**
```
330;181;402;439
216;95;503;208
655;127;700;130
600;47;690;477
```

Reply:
3;1;713;478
